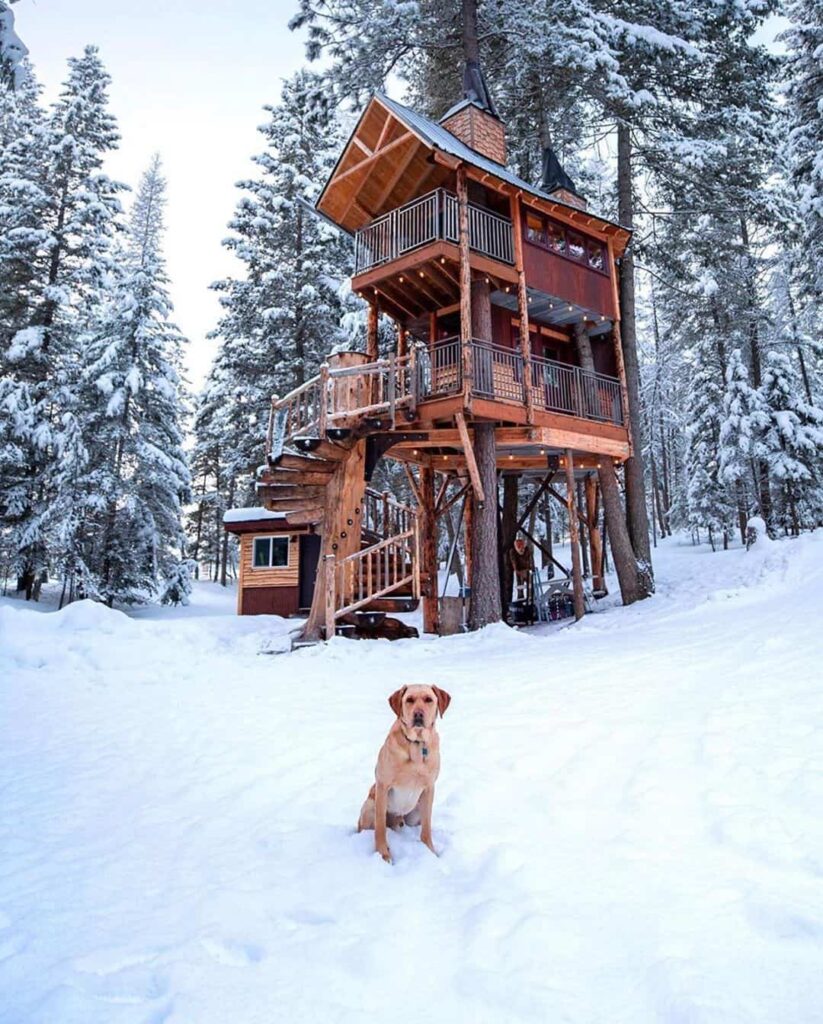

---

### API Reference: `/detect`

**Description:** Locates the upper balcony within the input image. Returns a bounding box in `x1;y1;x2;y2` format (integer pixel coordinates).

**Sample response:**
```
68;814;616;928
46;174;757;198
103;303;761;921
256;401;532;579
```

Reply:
353;188;514;278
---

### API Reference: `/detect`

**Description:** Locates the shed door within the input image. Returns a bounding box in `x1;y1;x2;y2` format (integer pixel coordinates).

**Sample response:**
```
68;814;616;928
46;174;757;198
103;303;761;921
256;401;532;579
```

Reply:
299;534;321;609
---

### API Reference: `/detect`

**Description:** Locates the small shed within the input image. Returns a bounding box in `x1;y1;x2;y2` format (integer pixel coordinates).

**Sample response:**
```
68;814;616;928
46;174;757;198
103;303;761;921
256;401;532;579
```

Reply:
223;508;321;617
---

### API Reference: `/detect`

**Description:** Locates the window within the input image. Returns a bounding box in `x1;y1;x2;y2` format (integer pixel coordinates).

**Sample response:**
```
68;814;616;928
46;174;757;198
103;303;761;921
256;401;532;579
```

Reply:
525;213;547;246
523;210;608;274
253;536;289;568
567;233;586;261
547;222;566;253
587;241;605;270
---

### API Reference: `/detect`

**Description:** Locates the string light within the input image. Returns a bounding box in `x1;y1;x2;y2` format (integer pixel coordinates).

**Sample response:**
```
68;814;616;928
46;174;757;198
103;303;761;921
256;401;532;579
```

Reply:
419;271;425;278
399;275;404;283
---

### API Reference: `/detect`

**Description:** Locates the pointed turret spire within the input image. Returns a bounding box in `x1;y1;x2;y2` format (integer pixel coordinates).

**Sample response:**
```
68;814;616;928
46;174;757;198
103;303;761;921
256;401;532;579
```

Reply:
461;59;498;119
540;146;587;209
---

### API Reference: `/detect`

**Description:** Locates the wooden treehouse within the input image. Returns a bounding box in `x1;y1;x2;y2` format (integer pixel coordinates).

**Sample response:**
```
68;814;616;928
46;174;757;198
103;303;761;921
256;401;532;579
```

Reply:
229;78;633;639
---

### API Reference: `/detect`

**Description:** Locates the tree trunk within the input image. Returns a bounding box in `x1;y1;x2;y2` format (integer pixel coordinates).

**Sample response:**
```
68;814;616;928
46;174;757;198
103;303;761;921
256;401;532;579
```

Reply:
420;465;439;634
220;477;235;587
499;473;519;613
573;322;642;604
616;122;654;596
739;216;773;532
577;479;590;576
466;273;501;629
564;452;585;621
469;425;501;629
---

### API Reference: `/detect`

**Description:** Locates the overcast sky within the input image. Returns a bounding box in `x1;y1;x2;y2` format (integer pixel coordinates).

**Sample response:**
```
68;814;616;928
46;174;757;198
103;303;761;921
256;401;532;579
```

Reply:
18;0;311;390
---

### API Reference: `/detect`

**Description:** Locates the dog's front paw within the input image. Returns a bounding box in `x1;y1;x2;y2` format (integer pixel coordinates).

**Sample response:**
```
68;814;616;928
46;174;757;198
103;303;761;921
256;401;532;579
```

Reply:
421;836;438;856
376;844;392;863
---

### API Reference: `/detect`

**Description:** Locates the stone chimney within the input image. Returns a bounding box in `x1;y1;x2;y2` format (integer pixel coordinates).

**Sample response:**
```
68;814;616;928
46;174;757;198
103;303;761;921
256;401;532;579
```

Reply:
440;60;507;165
540;146;587;210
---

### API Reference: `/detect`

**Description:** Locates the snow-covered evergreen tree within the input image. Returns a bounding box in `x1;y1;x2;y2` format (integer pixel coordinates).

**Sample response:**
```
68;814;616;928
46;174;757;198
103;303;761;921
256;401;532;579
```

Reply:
0;45;125;597
780;1;823;302
200;69;350;519
757;349;823;535
59;154;191;605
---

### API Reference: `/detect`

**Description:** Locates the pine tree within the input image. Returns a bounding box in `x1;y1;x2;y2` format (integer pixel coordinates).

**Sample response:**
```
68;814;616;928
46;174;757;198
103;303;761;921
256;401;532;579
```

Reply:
780;1;823;301
757;349;823;535
0;45;125;598
0;0;27;88
684;349;732;549
58;155;191;605
201;69;350;523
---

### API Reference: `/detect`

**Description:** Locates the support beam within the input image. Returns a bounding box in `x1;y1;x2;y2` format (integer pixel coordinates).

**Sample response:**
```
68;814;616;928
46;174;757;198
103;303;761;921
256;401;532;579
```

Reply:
585;473;605;594
420;465;439;634
511;194;534;424
564;450;586;621
457;167;473;407
455;411;485;505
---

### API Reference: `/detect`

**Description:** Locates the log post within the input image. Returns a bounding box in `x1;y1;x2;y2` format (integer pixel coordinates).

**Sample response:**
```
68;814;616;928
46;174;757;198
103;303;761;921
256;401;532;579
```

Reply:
457;167;473;406
463;478;474;590
324;555;336;640
511;194;534;423
564;450;585;621
366;299;379;362
420;464;439;634
585;473;606;594
397;322;407;359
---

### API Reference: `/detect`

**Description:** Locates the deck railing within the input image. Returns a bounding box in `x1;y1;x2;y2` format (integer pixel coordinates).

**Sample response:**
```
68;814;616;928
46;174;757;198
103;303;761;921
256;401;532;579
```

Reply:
354;189;514;274
268;338;624;460
414;337;624;426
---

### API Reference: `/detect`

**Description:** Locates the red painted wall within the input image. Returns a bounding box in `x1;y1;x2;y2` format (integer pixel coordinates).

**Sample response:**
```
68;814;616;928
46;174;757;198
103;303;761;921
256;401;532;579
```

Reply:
523;242;616;319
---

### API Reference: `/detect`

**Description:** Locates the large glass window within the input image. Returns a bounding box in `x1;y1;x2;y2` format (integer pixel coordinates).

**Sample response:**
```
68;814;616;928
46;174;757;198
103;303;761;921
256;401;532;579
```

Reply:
253;536;289;568
522;209;608;274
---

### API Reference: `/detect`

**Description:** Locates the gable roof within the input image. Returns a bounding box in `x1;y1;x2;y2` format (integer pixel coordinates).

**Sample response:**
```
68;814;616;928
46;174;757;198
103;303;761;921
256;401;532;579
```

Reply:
317;92;631;253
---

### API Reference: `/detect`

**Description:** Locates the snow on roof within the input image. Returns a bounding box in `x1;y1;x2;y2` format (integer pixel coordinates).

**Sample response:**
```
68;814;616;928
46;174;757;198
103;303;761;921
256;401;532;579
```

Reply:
373;93;630;238
223;508;287;525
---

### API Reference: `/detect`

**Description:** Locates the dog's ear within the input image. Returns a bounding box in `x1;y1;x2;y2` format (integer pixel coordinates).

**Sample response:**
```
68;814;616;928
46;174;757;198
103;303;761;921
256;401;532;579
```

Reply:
432;686;451;717
388;686;407;718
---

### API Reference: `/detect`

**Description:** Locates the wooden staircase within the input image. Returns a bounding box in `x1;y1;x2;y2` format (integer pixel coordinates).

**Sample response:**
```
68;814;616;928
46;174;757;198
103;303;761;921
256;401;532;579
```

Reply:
260;362;420;638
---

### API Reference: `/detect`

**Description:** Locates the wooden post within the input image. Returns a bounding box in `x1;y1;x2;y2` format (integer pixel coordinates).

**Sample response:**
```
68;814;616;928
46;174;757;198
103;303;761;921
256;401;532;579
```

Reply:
510;194;534;424
420;464;439;634
324;554;336;640
564;450;585;621
457;167;473;406
585;473;606;594
397;322;407;359
318;363;329;437
366;300;379;363
463;477;474;589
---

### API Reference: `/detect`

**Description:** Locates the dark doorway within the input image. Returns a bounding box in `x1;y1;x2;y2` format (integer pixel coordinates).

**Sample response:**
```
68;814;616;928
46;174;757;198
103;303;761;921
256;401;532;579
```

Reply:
299;534;321;609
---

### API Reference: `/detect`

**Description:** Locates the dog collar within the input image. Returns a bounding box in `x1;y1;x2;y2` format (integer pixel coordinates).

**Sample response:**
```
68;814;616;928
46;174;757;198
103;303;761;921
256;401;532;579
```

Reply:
401;727;429;760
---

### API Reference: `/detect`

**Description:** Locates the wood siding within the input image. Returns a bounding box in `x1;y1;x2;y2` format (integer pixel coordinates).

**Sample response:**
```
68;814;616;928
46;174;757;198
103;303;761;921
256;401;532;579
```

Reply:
523;242;616;319
241;586;300;616
239;533;300;589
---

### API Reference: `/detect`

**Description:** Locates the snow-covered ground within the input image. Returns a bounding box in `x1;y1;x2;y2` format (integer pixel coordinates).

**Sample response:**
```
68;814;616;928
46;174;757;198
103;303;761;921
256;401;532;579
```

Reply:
2;534;823;1024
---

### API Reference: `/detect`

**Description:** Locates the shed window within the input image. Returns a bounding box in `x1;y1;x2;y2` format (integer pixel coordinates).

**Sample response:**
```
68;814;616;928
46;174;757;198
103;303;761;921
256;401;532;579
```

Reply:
253;536;289;568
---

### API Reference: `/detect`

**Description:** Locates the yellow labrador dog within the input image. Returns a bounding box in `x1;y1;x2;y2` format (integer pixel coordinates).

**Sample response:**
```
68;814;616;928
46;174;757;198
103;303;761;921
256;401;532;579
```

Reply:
358;684;451;863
